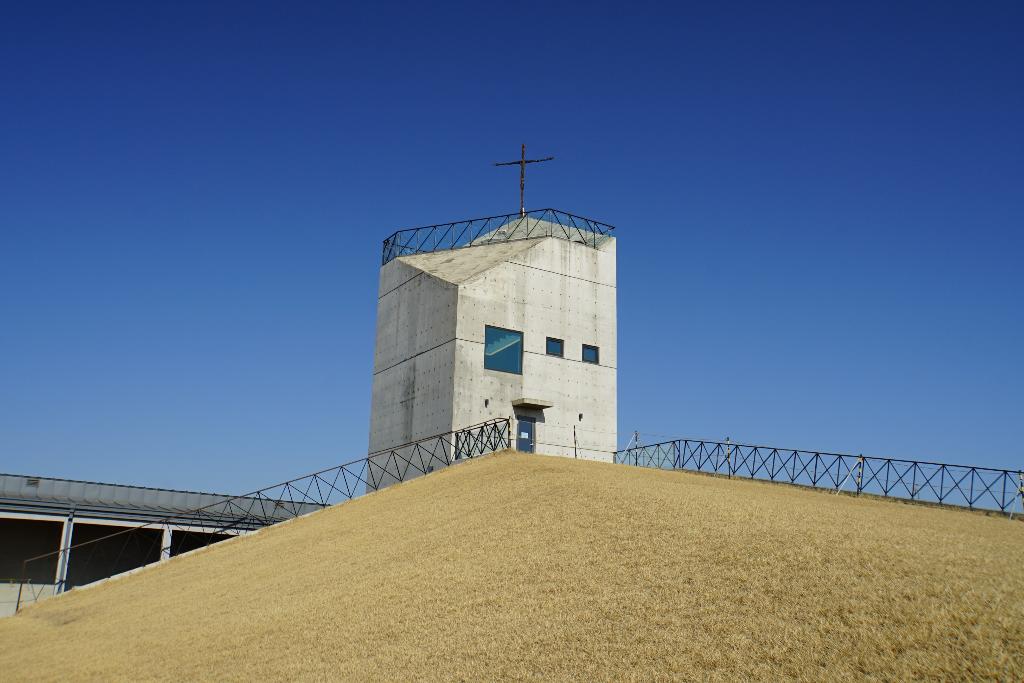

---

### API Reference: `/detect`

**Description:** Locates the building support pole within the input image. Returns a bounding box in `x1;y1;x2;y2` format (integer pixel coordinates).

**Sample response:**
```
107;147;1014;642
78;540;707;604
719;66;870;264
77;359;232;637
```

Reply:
161;526;172;561
54;510;75;594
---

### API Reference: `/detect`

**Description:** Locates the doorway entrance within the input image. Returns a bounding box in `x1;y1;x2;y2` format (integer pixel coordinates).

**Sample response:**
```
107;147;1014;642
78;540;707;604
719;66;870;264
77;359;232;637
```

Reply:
516;417;535;453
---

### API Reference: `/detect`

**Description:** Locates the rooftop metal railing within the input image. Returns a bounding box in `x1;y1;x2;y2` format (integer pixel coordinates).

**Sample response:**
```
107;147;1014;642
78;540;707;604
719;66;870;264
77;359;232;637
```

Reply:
15;418;511;612
617;437;1024;515
380;208;616;265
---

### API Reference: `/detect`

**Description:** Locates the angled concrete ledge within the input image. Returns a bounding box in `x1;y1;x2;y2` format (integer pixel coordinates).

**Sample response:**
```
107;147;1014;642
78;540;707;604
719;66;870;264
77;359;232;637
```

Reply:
512;398;554;409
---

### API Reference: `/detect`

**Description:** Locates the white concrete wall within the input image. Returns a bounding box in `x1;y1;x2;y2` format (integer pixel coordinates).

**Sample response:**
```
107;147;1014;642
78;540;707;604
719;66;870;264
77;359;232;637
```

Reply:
452;237;617;461
0;584;56;618
368;232;617;472
368;259;459;454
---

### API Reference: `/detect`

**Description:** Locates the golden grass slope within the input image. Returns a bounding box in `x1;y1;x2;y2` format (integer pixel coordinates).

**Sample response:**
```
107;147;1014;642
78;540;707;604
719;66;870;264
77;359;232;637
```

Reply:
1;451;1022;681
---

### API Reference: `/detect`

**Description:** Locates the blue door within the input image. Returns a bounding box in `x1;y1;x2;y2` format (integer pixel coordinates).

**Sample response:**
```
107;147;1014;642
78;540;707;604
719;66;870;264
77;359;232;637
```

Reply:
517;418;535;453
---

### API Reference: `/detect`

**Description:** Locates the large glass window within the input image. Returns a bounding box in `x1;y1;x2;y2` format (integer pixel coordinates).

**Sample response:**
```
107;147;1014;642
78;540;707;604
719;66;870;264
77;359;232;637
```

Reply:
582;344;600;364
546;337;564;357
484;326;523;374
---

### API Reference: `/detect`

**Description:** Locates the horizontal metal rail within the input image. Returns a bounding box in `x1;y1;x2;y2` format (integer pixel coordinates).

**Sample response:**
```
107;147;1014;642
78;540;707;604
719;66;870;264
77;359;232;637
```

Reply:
616;438;1024;515
380;208;615;265
15;419;511;612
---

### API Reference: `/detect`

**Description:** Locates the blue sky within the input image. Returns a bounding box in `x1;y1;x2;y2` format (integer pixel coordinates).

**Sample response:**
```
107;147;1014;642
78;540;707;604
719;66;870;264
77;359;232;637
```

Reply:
1;1;1021;492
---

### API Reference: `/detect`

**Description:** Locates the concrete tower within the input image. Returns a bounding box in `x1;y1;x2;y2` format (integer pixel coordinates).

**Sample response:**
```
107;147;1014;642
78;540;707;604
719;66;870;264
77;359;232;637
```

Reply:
368;210;617;482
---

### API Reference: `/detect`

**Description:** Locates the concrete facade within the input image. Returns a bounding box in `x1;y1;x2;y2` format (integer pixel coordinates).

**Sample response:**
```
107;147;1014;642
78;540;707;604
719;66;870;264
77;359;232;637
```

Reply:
369;218;617;477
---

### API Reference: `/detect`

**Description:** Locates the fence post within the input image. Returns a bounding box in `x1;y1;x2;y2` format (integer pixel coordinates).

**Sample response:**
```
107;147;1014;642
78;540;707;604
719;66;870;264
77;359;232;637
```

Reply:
968;468;975;509
15;561;26;613
1015;473;1024;520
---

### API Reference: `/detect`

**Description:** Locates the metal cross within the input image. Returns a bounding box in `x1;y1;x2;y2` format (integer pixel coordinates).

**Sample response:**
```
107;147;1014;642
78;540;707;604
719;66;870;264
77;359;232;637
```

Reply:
494;144;554;217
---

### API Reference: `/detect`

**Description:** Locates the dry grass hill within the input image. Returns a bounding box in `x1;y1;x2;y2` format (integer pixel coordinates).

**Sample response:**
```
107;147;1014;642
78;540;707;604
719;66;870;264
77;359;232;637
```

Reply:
1;451;1022;681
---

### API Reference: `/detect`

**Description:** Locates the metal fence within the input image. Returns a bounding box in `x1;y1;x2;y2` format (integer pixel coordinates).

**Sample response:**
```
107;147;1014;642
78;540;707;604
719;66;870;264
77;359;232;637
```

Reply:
381;208;615;265
16;418;511;612
617;438;1024;515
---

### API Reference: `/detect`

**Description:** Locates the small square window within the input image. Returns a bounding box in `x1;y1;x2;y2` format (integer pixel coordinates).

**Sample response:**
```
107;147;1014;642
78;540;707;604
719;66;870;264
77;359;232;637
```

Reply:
546;337;564;357
582;344;599;364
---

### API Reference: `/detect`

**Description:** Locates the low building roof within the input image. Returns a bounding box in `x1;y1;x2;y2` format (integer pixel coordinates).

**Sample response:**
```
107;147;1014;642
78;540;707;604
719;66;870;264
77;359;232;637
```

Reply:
0;472;259;526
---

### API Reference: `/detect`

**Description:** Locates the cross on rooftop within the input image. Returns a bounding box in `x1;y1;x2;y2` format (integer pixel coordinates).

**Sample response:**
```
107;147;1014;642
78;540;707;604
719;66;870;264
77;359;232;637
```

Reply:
494;144;554;217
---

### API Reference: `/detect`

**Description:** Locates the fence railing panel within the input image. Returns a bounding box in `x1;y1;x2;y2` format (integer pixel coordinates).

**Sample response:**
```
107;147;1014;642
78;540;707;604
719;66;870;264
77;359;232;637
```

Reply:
617;438;1023;516
380;209;615;265
16;419;511;613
